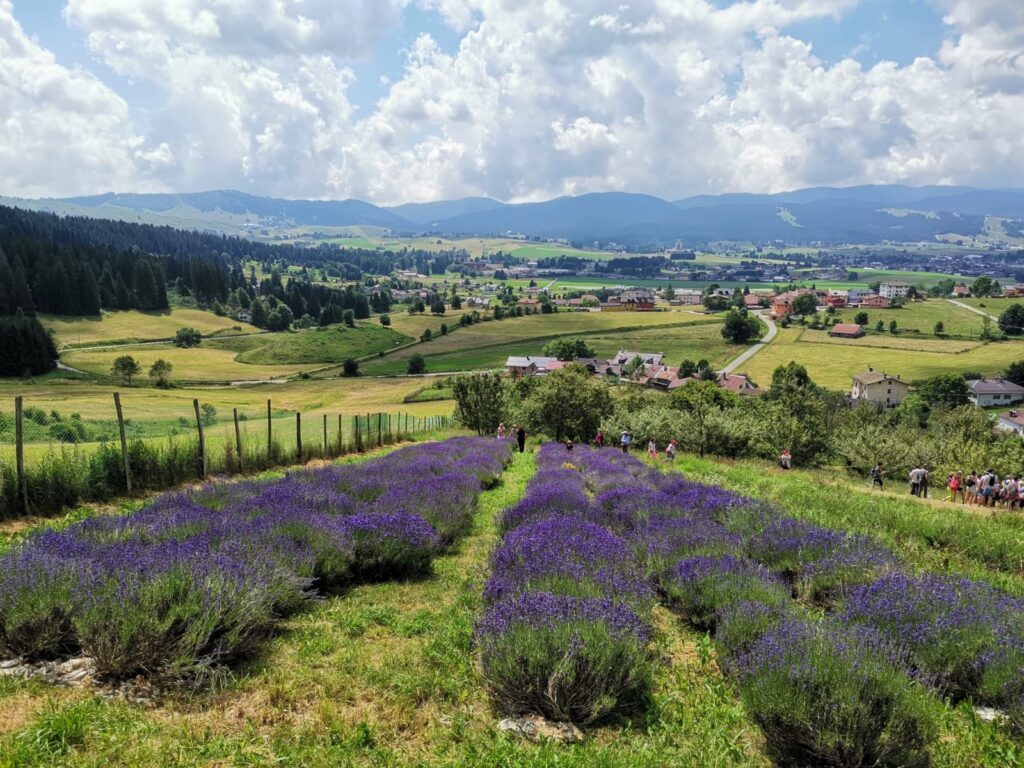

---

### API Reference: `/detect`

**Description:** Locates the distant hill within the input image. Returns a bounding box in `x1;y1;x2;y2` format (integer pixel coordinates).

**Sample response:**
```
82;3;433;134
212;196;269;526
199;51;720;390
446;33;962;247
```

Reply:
5;185;1024;246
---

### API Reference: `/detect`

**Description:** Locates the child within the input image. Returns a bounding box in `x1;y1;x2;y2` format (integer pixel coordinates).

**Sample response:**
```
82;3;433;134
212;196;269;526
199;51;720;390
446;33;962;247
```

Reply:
947;471;963;504
497;423;506;440
665;439;678;462
647;439;657;460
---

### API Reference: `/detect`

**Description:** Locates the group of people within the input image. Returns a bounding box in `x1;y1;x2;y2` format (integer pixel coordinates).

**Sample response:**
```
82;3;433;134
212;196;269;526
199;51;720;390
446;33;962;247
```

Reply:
496;423;527;453
948;469;1023;509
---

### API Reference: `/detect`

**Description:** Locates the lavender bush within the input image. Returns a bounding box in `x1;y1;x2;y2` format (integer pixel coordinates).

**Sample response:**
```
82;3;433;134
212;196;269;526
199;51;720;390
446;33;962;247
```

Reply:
731;618;938;768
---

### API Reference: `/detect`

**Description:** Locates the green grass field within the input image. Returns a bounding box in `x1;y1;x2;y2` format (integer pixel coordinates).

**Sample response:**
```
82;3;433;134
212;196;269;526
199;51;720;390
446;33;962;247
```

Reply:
42;309;261;348
830;300;987;338
360;311;721;376
744;327;1024;390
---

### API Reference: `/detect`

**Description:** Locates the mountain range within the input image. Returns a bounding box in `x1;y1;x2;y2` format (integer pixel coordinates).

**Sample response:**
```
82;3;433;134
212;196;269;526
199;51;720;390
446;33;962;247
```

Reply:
5;185;1024;246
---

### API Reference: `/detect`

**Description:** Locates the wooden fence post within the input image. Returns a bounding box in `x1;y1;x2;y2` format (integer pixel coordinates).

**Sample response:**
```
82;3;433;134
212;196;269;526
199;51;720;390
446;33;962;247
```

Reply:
323;414;328;455
377;412;383;446
337;414;343;453
267;399;272;456
296;412;303;459
193;398;207;479
112;392;132;495
233;408;243;471
14;396;28;514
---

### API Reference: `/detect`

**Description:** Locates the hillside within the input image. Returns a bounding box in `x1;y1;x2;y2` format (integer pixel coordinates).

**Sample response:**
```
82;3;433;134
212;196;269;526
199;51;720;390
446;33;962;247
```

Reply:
7;184;1024;245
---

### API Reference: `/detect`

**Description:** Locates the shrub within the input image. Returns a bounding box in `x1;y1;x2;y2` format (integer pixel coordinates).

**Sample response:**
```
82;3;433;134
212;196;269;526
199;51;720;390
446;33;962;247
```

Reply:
340;512;442;581
477;592;653;725
732;618;938;768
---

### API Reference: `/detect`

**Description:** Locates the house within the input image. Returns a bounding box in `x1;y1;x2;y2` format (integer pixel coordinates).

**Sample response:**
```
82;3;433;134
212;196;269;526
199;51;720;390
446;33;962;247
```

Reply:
517;298;541;308
825;291;847;309
967;378;1024;407
616;289;657;311
771;296;792;319
860;295;892;309
850;368;909;407
671;290;703;306
611;350;664;366
505;356;558;378
878;281;912;299
846;288;871;305
676;372;760;395
952;284;971;298
743;294;763;309
1003;284;1024;298
829;323;865;339
996;409;1024;434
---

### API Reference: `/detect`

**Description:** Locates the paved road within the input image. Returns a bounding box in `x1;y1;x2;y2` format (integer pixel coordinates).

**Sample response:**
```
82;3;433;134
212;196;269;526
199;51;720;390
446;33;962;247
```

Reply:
720;311;778;374
947;298;998;321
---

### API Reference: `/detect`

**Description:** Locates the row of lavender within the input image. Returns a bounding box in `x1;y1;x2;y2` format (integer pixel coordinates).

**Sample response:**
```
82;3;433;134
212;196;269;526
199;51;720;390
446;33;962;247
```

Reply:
479;444;1023;764
0;437;511;682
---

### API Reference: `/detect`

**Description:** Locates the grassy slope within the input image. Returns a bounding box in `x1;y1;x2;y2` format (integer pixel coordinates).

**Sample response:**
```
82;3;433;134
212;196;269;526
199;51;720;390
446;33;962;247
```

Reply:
744;326;1024;390
42;309;261;348
829;300;987;338
232;324;411;365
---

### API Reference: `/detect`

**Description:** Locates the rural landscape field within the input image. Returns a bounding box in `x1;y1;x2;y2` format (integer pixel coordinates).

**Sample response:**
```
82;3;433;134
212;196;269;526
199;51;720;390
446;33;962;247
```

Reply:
4;0;1024;765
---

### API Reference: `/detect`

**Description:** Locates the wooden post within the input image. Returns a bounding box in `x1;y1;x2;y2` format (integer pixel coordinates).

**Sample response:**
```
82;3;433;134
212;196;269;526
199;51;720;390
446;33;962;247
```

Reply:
296;412;303;459
233;408;243;471
354;415;361;452
366;413;371;447
14;396;28;514
112;393;132;495
267;399;272;456
323;414;328;454
337;414;343;453
377;412;383;446
193;398;207;479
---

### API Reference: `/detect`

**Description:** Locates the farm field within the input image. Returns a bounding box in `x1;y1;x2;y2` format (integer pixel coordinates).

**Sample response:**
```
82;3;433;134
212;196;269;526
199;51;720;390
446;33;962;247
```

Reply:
743;327;1024;390
360;311;722;375
42;309;261;348
830;300;987;338
1;442;1021;766
61;324;409;383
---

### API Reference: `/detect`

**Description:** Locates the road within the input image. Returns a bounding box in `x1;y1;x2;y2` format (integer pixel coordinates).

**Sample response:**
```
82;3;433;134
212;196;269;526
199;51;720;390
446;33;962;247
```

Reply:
720;311;778;374
947;298;998;321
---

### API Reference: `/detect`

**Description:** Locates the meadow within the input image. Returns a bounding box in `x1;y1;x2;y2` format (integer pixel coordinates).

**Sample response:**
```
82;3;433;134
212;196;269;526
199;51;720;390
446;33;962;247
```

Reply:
743;327;1024;390
0;441;1021;767
42;309;262;348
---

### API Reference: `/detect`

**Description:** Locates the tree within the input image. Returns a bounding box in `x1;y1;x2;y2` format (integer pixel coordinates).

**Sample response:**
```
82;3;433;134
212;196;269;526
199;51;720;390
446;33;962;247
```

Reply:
343;309;356;328
998;304;1024;336
453;372;506;435
201;403;218;426
791;294;818;316
1004;360;1024;387
542;337;595;361
407;353;427;374
440;323;449;336
431;298;446;315
149;359;172;387
267;305;294;331
251;299;269;328
934;321;945;336
516;364;613;440
916;374;970;407
342;358;359;377
669;380;740;457
889;320;898;334
703;294;730;311
112;355;141;385
769;362;813;395
0;313;57;376
721;308;762;344
679;359;698;378
421;328;433;342
854;311;869;326
875;320;885;332
623;355;645;381
451;294;462;310
972;276;994;298
173;327;202;348
379;313;391;327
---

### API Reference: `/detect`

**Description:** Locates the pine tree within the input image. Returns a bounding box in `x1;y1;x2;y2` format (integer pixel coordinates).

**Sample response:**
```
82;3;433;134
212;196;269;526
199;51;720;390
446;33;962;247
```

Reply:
251;298;269;328
77;264;101;316
115;274;131;310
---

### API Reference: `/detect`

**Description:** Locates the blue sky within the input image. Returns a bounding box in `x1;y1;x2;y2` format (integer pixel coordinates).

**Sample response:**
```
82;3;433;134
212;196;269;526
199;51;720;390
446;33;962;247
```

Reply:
2;1;1021;203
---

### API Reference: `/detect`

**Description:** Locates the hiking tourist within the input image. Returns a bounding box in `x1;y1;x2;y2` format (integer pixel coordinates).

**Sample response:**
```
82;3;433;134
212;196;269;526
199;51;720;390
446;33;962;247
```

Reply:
516;425;526;453
620;431;631;454
871;463;884;489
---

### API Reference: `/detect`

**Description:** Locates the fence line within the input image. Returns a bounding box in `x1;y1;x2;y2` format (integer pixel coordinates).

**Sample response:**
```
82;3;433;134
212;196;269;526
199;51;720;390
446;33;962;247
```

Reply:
1;394;456;520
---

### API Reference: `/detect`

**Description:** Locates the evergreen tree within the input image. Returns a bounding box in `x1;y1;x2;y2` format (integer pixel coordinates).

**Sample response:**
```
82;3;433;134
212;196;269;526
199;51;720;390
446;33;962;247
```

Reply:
0;311;57;376
77;264;101;316
251;298;269;328
115;274;131;310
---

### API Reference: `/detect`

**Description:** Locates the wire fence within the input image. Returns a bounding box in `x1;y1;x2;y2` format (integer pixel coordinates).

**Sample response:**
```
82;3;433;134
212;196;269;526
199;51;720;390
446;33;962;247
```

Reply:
0;394;455;520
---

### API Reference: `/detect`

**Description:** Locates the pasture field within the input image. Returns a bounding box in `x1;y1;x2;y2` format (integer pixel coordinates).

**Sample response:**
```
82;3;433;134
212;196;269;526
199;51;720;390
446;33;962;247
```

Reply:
360;311;722;376
0;446;1021;767
42;309;261;348
743;327;1024;390
61;324;410;383
830;300;987;338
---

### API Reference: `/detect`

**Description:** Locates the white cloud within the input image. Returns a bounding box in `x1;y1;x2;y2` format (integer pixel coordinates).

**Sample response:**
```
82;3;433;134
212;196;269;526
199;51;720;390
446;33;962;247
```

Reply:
0;0;143;197
1;0;1023;202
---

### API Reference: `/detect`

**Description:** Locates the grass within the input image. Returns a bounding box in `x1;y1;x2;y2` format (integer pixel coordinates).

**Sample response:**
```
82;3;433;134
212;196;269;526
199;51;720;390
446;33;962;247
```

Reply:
42;309;261;348
743;326;1024;390
231;324;410;365
830;300;987;338
361;311;721;376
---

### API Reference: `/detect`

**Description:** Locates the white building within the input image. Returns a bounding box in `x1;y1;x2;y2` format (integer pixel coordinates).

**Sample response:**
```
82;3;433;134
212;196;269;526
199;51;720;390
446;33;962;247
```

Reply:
878;281;912;299
968;378;1024;408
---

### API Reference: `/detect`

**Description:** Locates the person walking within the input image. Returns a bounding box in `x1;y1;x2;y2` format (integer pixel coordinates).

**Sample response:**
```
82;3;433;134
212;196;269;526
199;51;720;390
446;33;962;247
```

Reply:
965;471;978;504
665;439;678;462
594;430;605;448
909;465;922;496
516;425;526;454
620;431;631;454
870;462;884;489
497;422;506;440
948;471;963;504
779;449;792;470
920;466;930;499
647;439;657;460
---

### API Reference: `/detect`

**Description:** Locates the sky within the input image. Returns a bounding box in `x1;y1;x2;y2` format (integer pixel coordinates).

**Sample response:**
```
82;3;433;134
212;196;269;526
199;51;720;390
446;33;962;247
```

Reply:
0;0;1022;205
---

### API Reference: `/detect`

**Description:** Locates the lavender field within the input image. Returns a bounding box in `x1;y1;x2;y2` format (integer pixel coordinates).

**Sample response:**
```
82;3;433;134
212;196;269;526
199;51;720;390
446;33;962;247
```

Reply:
0;439;1022;767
